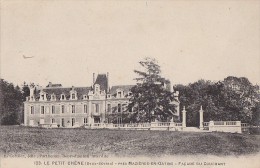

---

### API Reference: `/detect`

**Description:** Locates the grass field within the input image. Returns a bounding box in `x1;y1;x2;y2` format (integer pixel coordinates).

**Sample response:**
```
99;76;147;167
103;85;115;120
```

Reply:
0;126;259;157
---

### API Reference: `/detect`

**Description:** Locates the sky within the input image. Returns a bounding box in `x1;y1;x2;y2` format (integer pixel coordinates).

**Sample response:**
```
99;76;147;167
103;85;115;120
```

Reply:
1;0;260;88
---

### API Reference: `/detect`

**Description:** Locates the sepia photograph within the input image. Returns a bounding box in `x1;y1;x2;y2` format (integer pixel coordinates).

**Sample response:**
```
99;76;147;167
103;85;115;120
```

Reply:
0;0;259;168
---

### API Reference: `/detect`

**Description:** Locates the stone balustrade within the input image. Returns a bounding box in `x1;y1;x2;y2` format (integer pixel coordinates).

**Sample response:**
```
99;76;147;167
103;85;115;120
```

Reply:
208;121;242;133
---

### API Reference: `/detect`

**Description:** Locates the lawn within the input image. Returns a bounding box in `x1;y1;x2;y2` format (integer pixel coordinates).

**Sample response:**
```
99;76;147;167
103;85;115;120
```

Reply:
0;126;259;157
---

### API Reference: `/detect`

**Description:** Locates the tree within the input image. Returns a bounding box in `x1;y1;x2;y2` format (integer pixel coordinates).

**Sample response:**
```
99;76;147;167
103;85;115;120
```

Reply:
0;79;23;125
175;76;259;126
128;57;177;123
22;82;30;101
251;102;260;126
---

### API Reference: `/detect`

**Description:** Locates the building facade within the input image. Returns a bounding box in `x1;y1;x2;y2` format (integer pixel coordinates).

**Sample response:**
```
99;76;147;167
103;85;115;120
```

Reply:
24;73;180;127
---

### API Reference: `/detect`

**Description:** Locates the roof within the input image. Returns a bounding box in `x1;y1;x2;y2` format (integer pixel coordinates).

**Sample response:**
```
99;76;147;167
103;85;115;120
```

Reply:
109;85;135;95
35;87;91;100
94;74;108;91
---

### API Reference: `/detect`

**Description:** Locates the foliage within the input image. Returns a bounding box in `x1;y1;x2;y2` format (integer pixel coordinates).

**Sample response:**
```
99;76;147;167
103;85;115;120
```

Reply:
106;112;135;124
0;79;31;125
128;57;177;123
0;79;23;125
22;82;30;102
251;102;260;126
175;76;260;126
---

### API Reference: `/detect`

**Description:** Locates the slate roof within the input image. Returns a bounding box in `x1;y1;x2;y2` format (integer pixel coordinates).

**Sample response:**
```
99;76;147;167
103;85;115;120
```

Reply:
109;85;135;95
94;74;108;92
35;87;91;100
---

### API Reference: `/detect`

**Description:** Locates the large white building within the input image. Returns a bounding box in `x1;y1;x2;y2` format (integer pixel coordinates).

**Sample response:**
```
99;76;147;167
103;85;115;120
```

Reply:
24;73;180;127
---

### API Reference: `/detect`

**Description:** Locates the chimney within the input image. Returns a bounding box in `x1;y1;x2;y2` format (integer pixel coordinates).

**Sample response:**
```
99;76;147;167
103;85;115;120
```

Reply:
107;72;110;92
48;82;52;87
29;83;35;97
93;73;96;87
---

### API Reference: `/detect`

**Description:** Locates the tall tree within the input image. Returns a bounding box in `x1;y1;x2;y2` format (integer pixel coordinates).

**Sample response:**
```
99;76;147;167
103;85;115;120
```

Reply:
128;57;177;123
0;79;23;125
22;82;30;101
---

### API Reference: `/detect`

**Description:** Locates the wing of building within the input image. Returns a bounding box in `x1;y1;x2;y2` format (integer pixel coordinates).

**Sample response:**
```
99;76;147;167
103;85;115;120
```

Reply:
24;73;180;127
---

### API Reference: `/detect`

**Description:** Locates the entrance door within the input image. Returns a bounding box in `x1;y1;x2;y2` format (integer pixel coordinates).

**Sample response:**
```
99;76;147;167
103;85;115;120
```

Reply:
94;117;100;123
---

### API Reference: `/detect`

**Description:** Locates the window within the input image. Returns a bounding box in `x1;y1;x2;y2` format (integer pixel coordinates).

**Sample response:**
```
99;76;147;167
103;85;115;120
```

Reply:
41;106;45;114
107;104;111;113
72;118;75;126
117;117;122;124
51;95;55;100
61;105;65;113
128;92;132;96
95;104;99;113
118;104;121;113
72;105;75;113
61;118;65;127
72;94;75;100
118;92;122;98
83;118;87;124
30;106;34;114
51;118;55;123
84;105;88;113
61;94;65;100
41;95;44;100
52;106;55;114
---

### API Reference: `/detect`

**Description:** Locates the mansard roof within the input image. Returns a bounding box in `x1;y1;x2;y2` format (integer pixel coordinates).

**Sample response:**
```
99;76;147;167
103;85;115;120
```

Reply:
109;85;135;95
94;74;108;91
35;87;91;100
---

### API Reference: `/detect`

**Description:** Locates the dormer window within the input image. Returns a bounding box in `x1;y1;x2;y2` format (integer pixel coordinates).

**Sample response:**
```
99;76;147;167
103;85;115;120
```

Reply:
60;94;65;100
70;89;77;100
83;95;88;100
94;84;100;94
29;96;35;102
116;89;124;98
72;94;75;99
39;91;47;101
107;94;111;99
51;94;56;101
